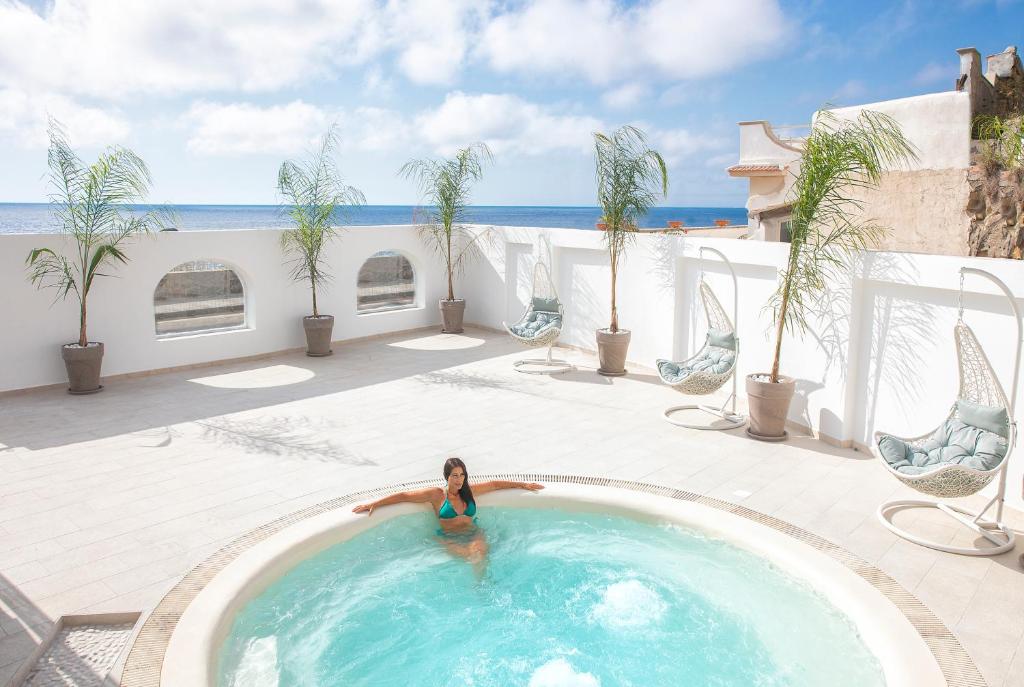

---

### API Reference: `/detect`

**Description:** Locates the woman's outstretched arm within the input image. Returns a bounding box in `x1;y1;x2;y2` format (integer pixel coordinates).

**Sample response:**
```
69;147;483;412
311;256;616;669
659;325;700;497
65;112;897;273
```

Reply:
352;487;441;516
473;480;544;496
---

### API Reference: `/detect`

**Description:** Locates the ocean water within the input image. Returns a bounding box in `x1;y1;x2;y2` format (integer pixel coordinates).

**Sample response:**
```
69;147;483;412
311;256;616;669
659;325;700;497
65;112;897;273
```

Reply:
216;508;884;687
0;203;747;234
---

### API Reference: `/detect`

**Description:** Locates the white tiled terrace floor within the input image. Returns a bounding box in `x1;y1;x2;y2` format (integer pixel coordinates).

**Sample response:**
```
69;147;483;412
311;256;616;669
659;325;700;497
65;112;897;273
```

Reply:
2;327;1024;686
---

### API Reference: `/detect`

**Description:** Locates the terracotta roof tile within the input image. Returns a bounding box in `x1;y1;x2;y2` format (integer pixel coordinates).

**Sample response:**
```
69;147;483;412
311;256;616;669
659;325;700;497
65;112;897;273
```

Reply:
727;163;787;177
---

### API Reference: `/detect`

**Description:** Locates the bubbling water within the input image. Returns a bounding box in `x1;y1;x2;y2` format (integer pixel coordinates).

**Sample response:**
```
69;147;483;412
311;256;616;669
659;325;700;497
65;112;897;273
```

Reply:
217;508;885;687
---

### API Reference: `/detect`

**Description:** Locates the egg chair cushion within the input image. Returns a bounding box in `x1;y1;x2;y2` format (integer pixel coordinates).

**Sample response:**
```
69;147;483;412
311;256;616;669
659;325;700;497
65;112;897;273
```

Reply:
531;296;561;313
878;418;1008;476
509;311;562;339
956;400;1010;438
657;346;736;383
706;329;736;351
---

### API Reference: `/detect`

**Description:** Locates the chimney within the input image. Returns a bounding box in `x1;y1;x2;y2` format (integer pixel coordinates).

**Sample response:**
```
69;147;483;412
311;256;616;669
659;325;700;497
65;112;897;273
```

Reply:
957;46;995;119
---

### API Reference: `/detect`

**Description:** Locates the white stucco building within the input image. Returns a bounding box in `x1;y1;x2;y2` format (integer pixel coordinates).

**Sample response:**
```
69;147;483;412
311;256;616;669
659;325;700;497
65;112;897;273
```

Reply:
731;45;1024;257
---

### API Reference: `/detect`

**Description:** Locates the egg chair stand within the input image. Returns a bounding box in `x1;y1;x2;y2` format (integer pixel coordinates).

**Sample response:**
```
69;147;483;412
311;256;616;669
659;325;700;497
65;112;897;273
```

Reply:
875;267;1020;556
503;262;573;375
660;247;745;431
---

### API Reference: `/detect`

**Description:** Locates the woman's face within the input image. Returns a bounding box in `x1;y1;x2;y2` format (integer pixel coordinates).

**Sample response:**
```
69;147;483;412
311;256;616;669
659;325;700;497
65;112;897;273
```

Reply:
446;466;466;492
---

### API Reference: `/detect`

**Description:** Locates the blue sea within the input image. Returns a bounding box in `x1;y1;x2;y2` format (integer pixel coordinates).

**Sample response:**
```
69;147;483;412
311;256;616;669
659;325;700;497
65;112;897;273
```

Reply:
0;203;747;234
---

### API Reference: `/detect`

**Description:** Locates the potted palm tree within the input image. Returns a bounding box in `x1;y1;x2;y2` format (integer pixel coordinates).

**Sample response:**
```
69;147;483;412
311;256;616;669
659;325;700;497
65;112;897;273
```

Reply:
593;125;668;375
748;110;917;440
399;143;492;333
25;120;163;394
278;127;365;356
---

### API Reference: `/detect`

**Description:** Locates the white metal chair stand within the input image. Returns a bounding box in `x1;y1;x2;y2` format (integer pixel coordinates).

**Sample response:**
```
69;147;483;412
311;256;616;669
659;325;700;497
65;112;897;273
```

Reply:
659;246;745;431
875;267;1020;556
503;262;573;375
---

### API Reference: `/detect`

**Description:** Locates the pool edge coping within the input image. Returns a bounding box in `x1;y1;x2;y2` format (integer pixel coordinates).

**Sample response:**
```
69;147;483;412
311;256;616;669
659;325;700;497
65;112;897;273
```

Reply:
119;474;987;687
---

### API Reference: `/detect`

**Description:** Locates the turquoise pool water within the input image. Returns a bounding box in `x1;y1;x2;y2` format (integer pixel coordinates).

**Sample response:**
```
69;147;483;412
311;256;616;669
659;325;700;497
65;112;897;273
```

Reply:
217;508;885;687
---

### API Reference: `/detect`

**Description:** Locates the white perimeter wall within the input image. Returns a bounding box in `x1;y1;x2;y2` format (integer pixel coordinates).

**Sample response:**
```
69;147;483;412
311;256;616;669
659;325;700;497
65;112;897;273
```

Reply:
463;226;1024;509
2;225;1022;508
0;226;448;392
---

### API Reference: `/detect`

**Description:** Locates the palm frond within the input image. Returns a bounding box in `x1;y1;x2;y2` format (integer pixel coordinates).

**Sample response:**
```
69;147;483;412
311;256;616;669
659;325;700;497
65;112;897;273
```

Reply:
593;125;668;330
28;119;156;343
400;142;492;300
278;125;364;315
767;108;917;379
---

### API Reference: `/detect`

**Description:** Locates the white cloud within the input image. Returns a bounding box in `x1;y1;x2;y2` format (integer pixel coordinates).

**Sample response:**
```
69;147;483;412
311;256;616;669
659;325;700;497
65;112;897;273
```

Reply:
181;100;413;156
180;93;729;170
0;0;379;98
0;0;489;98
383;0;480;85
602;84;650;109
480;0;790;85
0;0;788;103
415;92;602;155
182;101;332;155
913;62;952;87
0;88;130;148
649;126;729;166
831;79;867;103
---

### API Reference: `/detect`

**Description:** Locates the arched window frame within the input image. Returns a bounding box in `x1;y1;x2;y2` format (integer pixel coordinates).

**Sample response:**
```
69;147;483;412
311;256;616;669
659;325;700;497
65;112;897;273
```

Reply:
355;249;420;315
153;259;250;338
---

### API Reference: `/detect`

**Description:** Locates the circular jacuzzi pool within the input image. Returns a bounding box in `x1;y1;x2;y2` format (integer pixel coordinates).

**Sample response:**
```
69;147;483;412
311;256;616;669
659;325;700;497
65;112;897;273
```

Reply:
158;482;946;686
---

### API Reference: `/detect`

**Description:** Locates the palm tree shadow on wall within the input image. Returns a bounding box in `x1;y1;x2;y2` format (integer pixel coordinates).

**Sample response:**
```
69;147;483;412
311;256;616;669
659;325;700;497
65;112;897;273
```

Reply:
801;251;936;442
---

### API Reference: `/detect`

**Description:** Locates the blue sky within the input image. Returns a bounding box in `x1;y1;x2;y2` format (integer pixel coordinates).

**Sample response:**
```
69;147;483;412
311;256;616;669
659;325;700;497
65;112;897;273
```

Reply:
0;0;1021;207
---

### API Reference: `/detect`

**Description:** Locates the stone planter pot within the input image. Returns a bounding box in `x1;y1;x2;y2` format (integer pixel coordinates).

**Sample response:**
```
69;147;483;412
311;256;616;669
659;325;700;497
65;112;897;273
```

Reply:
440;299;465;333
303;315;334;357
62;342;104;394
596;328;631;376
745;373;796;441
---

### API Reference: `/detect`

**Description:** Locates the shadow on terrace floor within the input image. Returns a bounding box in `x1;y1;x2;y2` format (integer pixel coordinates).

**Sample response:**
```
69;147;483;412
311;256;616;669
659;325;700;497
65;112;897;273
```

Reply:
0;327;527;452
0;573;100;685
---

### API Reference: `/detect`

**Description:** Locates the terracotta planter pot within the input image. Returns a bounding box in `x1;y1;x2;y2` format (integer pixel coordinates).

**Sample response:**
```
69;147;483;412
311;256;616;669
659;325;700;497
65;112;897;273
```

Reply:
62;342;104;394
440;299;465;333
745;373;796;441
303;315;334;357
596;328;631;376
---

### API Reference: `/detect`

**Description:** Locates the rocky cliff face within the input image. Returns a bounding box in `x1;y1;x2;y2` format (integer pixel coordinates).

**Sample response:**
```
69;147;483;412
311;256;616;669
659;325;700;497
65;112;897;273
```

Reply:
964;47;1024;259
967;140;1024;259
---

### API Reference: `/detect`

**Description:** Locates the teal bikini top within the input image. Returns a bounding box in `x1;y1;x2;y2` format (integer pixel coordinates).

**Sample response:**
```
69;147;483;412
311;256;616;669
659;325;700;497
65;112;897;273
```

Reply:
438;496;476;519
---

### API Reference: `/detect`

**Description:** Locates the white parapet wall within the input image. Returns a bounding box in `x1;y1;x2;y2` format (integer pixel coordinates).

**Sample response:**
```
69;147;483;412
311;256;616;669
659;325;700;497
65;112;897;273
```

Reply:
463;225;1024;509
0;226;448;393
1;225;1022;508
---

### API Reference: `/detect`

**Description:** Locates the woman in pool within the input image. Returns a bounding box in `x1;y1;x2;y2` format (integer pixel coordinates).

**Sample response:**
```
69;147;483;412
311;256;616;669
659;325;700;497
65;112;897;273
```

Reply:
352;457;543;566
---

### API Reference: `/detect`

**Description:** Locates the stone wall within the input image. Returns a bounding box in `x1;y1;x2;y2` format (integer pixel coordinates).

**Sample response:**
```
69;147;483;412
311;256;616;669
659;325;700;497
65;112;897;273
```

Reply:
966;159;1024;259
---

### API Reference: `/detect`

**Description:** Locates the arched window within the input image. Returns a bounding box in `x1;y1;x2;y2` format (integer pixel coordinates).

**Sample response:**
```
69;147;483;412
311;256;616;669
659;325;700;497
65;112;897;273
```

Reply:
154;261;245;336
357;251;416;313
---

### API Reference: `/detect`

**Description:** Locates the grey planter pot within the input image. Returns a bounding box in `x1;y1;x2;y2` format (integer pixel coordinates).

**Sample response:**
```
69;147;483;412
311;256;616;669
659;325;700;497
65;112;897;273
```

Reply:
62;342;104;394
596;328;631;376
303;315;334;357
745;373;796;441
440;299;465;333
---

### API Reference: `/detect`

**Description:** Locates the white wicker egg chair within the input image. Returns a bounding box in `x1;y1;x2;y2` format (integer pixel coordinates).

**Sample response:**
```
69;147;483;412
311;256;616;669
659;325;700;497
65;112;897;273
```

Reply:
875;267;1020;556
502;262;573;374
658;246;745;430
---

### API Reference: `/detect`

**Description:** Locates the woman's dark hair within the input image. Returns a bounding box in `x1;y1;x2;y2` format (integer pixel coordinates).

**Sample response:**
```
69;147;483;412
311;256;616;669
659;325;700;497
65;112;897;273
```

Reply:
443;457;474;505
